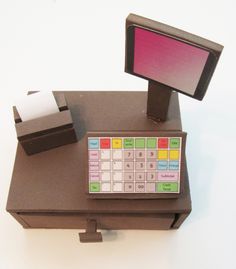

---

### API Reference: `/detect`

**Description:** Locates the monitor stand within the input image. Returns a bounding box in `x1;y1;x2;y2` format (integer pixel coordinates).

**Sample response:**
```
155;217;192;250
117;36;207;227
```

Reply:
147;80;173;122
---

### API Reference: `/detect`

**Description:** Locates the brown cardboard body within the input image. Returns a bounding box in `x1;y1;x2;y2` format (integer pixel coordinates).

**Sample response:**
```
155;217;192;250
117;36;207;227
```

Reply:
6;91;191;240
14;93;77;155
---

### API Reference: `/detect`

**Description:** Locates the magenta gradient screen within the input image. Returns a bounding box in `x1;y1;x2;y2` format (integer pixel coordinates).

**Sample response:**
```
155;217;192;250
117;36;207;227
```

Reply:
133;27;209;95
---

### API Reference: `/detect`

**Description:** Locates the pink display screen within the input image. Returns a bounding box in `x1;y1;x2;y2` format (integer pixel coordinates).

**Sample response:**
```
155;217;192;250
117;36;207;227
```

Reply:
133;27;210;95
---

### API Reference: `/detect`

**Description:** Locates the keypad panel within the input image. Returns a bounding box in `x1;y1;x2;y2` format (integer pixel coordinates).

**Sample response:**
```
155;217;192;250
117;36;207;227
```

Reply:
88;136;183;195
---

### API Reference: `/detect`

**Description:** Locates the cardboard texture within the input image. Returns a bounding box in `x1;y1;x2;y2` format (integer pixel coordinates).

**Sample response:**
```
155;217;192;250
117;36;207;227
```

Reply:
7;91;191;242
14;93;77;155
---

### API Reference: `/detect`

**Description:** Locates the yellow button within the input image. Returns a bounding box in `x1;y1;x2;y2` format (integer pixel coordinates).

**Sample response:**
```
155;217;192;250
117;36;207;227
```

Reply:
112;138;122;149
158;150;168;160
169;150;179;160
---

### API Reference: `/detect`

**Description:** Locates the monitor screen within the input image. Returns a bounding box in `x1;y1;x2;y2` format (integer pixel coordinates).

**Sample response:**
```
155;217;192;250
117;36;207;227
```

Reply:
133;27;209;96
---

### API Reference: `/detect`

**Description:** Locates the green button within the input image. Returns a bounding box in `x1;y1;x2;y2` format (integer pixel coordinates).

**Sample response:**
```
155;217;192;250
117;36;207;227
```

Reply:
147;138;156;148
170;138;180;148
89;182;100;192
157;182;179;192
124;138;134;148
135;138;145;148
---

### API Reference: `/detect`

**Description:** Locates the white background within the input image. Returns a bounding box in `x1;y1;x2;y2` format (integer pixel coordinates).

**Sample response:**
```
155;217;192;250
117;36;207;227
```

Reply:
0;1;235;269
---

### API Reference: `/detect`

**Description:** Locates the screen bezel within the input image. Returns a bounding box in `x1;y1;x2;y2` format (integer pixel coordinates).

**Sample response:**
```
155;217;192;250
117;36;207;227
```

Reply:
126;25;218;100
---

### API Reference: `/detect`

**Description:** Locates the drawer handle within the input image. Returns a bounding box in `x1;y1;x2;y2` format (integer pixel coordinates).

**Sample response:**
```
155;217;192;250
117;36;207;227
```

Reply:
79;219;102;243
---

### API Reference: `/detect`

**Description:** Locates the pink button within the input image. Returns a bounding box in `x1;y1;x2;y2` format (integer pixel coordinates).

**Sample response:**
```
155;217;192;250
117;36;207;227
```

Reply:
89;161;100;171
89;150;99;160
157;172;179;181
89;172;100;181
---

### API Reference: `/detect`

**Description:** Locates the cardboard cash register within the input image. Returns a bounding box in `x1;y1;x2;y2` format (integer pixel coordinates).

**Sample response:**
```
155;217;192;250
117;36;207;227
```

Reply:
6;14;223;243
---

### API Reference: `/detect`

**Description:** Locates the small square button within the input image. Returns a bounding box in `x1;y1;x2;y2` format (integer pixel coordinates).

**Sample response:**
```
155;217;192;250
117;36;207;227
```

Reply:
89;161;100;171
100;138;110;149
112;138;122;149
135;150;145;159
124;138;134;148
89;172;100;181
100;150;111;160
135;138;145;148
124;161;134;170
170;138;180;148
147;161;156;170
112;150;122;160
157;161;168;170
88;139;99;149
124;150;134;160
124;182;134;192
147;150;156;159
113;161;122;170
101;172;111;181
135;182;145;192
89;182;100;192
147;138;156;148
135;161;145;170
101;161;110;170
113;182;123;192
89;150;99;160
101;182;111;192
146;182;156;193
158;138;168;148
169;161;179;170
169;150;179;160
158;150;168;160
112;172;123;181
124;172;134;181
135;172;145;181
146;172;156;181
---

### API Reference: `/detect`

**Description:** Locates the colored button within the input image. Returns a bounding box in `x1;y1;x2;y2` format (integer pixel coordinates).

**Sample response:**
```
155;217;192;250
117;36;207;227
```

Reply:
112;138;122;149
169;150;179;160
100;138;110;149
158;138;168;148
170;138;180;148
158;150;168;160
157;172;179;181
157;161;168;170
147;138;156;148
88;139;99;149
135;138;145;148
157;182;179;192
169;161;179;170
89;182;100;192
124;138;134;148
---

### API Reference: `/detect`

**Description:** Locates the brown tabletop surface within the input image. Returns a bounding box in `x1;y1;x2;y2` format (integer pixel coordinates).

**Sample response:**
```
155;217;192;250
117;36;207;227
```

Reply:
6;91;191;213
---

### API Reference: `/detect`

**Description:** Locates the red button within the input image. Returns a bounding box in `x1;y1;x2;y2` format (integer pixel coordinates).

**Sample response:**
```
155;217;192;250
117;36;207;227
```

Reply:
100;138;111;149
158;138;168;148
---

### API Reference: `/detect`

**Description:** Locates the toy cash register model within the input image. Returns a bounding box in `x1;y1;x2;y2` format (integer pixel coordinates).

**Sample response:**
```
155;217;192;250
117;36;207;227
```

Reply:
6;14;223;243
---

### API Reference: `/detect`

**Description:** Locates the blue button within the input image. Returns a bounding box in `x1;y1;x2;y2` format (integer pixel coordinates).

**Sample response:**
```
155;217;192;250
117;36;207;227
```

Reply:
169;161;179;170
157;161;168;170
88;139;99;149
